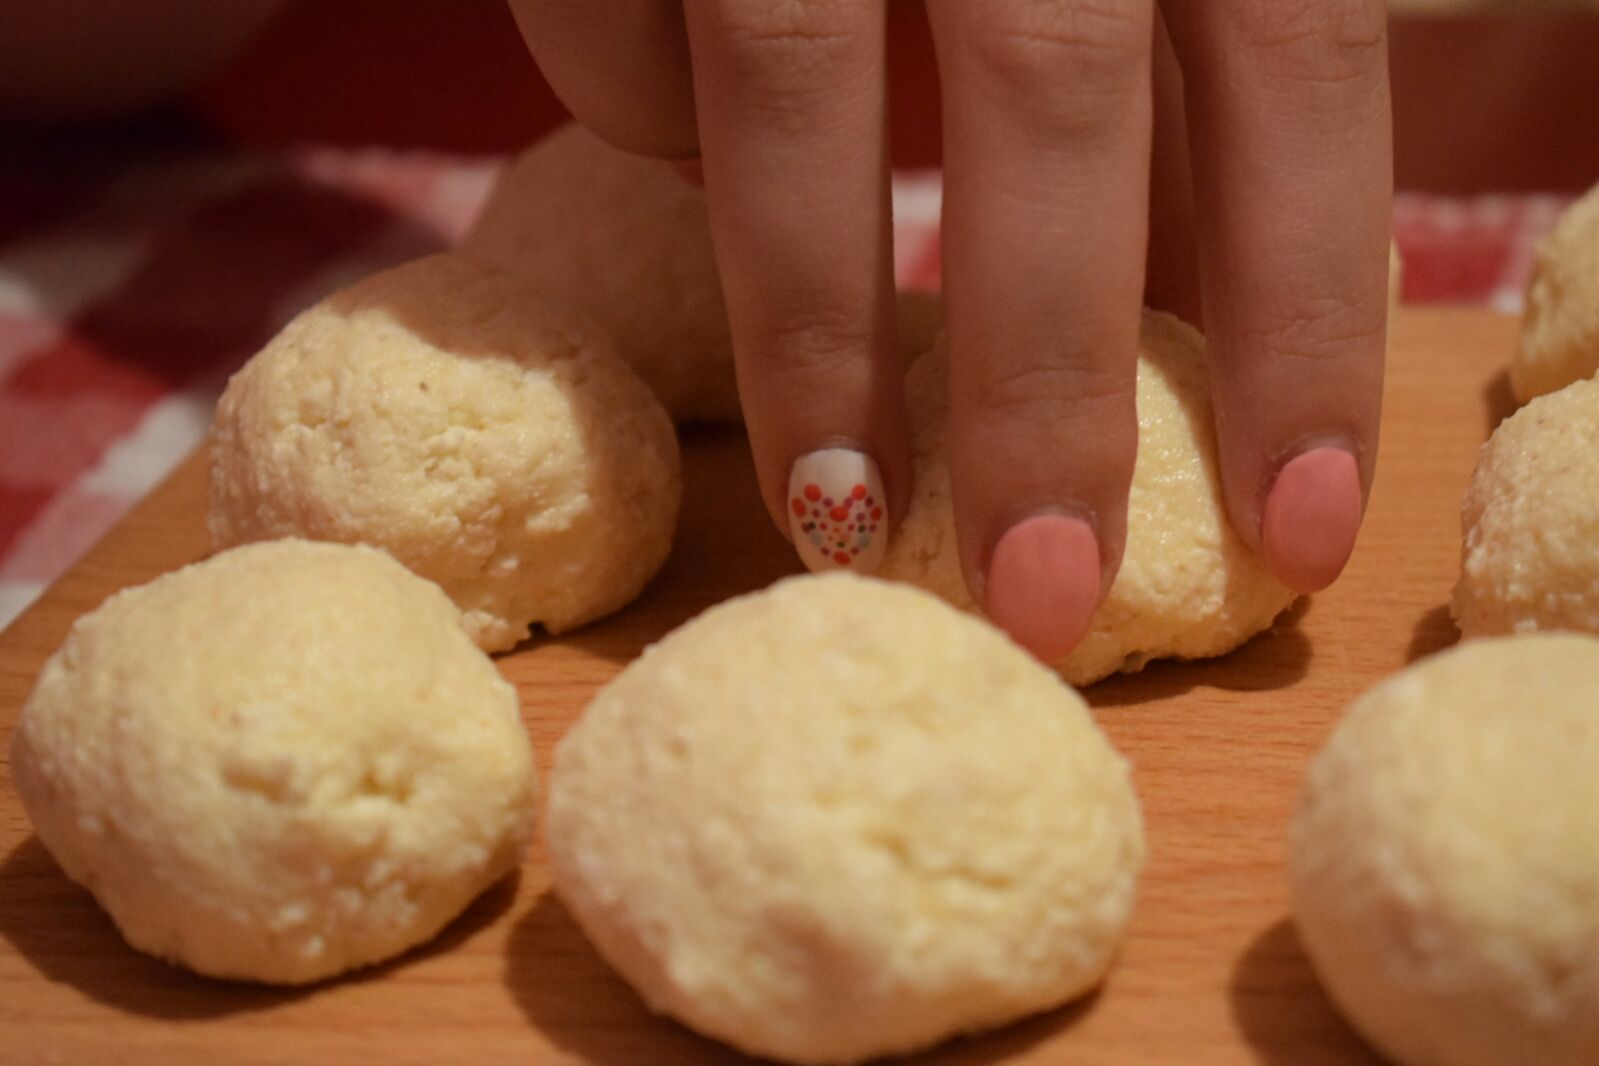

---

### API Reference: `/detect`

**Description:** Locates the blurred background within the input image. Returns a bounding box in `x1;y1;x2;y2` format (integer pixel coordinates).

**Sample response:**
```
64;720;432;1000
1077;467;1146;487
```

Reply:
3;0;1599;628
4;0;1599;191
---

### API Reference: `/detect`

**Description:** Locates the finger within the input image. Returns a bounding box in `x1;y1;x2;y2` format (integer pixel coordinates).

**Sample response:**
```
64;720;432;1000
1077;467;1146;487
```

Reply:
682;0;907;574
672;158;705;186
926;0;1154;660
1146;8;1202;327
507;0;699;159
1163;0;1391;593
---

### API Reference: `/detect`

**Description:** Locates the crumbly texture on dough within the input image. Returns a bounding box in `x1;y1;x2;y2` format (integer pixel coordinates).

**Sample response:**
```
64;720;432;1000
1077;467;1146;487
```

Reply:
1453;375;1599;637
209;253;681;651
1512;183;1599;403
462;124;945;422
548;573;1144;1066
880;310;1297;686
460;124;737;424
9;539;537;985
1290;634;1599;1066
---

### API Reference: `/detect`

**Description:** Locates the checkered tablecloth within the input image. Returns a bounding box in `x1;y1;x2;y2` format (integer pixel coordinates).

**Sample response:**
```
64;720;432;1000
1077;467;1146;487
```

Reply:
0;144;1574;629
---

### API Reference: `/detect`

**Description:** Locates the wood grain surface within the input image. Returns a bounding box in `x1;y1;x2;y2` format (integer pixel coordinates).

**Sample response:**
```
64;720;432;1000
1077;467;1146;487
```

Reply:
0;308;1519;1065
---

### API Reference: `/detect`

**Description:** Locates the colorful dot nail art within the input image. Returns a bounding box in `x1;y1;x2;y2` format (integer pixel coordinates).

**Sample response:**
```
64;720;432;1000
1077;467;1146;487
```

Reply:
786;450;887;575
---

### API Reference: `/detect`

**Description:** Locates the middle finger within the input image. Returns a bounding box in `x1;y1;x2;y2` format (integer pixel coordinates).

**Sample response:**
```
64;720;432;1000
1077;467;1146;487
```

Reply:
926;0;1155;659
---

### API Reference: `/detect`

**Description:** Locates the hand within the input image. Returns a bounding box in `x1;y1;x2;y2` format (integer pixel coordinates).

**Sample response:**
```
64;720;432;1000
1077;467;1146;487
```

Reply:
508;0;1392;661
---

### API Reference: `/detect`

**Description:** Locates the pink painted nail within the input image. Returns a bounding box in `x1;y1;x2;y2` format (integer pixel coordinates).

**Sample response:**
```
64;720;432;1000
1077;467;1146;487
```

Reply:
1261;446;1363;593
787;448;887;575
985;514;1101;663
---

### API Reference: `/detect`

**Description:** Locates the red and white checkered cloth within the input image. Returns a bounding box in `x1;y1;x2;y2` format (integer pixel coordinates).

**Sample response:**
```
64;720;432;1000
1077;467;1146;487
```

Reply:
0;145;1574;629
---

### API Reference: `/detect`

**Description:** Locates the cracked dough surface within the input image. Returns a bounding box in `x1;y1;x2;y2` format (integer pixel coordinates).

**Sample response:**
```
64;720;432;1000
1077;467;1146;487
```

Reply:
10;539;536;985
1454;374;1599;637
548;572;1144;1065
208;253;681;651
461;123;738;424
1512;183;1599;403
880;309;1297;686
1291;633;1599;1066
462;124;945;422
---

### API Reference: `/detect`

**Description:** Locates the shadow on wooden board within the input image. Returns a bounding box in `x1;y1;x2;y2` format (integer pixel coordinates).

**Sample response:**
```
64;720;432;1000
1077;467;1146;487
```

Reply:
1230;918;1382;1066
0;833;518;1019
1406;603;1461;665
1481;369;1518;437
505;425;798;670
1089;598;1315;710
505;890;1102;1066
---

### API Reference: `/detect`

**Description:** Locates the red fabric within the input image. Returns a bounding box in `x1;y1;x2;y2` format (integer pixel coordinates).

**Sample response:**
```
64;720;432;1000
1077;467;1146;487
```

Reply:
188;0;945;167
0;141;1570;627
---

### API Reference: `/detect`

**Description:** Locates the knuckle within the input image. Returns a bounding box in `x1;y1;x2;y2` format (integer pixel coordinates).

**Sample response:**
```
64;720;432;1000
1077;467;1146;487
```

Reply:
1227;0;1387;92
704;0;874;118
967;0;1151;137
1243;294;1383;363
966;354;1135;424
757;309;874;383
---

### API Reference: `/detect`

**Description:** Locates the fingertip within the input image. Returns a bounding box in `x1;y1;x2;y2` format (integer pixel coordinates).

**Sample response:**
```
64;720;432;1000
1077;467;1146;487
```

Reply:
1261;446;1363;593
786;449;889;576
985;514;1102;664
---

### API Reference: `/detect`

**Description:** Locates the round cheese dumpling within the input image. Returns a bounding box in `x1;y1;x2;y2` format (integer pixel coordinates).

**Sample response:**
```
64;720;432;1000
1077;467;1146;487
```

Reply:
880;310;1297;686
462;124;944;422
1512;184;1599;403
461;124;738;424
1453;375;1599;637
548;572;1144;1066
209;253;681;652
1389;239;1404;310
9;539;537;985
1290;634;1599;1066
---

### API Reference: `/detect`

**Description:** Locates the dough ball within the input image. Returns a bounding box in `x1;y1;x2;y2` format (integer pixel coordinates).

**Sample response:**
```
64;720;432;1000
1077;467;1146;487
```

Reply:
462;124;944;421
9;539;536;985
1390;239;1404;310
548;573;1144;1065
209;253;681;652
1512;184;1599;403
894;289;944;366
880;310;1297;686
1453;375;1599;637
461;124;738;424
1290;634;1599;1066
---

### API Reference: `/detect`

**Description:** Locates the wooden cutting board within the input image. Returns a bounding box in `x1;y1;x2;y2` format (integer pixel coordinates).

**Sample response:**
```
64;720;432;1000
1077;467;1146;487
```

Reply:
0;308;1519;1065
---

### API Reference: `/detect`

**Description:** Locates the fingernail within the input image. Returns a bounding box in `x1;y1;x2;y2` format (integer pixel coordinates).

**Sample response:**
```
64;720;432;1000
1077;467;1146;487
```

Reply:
787;448;888;575
985;514;1101;663
1261;446;1363;593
